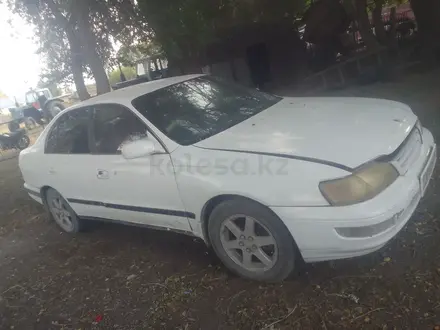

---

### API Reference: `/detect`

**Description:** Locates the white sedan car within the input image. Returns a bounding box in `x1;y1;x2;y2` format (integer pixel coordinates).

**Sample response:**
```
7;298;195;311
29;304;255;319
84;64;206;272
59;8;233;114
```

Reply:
19;74;436;281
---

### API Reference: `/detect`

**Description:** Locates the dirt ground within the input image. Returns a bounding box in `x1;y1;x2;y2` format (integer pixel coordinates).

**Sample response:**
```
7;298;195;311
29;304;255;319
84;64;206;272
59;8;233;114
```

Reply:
1;71;440;330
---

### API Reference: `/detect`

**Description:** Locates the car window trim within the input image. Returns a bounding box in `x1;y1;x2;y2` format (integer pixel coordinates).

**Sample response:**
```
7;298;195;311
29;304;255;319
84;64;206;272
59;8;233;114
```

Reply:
44;106;93;155
89;103;170;155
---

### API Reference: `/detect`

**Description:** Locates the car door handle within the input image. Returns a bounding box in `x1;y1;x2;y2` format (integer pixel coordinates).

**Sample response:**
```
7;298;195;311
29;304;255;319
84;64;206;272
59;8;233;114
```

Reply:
48;168;56;175
97;169;109;179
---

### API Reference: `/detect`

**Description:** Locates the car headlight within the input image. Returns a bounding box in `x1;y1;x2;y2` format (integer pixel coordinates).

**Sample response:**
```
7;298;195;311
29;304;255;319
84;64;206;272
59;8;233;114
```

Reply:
319;162;399;206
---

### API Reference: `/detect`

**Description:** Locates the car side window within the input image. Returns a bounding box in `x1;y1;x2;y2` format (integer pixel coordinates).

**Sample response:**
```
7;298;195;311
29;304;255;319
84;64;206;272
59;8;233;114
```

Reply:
43;90;51;99
45;107;91;154
92;104;148;154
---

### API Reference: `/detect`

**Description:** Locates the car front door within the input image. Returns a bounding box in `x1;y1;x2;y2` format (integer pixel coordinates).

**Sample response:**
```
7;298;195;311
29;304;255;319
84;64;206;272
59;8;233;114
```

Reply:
81;103;192;232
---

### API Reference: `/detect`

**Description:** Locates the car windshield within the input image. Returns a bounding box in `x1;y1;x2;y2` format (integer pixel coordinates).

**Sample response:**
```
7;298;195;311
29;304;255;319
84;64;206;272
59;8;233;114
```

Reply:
25;92;37;104
131;76;281;145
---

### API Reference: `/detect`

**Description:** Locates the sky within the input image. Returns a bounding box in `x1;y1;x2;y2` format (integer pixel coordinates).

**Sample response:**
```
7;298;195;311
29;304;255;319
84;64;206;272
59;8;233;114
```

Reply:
0;3;41;106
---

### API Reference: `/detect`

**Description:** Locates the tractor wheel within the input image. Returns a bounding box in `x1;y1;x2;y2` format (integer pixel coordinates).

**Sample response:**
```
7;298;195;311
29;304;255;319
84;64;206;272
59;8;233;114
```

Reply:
48;101;65;118
24;117;37;130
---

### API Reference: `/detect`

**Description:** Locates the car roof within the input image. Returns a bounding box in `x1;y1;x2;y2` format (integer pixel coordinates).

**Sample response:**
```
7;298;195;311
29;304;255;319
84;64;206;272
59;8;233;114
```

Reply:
71;74;204;109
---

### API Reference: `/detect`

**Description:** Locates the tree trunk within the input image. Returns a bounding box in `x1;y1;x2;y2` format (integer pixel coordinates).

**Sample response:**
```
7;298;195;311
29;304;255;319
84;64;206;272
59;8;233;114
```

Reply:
67;32;90;101
81;42;111;94
75;0;111;95
44;0;90;100
354;0;380;50
388;7;398;49
410;0;440;59
70;52;91;101
372;0;387;45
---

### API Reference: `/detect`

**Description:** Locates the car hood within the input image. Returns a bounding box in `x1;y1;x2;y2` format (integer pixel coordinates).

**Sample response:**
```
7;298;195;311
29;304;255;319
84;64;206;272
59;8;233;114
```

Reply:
194;97;418;169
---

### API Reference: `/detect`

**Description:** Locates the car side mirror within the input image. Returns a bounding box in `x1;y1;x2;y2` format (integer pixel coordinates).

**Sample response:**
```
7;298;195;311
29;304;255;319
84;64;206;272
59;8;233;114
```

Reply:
121;138;156;159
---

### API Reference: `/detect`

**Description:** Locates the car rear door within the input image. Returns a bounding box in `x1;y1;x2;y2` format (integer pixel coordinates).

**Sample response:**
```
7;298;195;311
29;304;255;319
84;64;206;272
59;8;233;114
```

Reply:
43;107;102;214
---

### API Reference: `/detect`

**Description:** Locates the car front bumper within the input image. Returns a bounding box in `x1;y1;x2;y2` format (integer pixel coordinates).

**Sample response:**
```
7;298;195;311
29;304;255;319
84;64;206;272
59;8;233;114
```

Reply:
271;128;436;263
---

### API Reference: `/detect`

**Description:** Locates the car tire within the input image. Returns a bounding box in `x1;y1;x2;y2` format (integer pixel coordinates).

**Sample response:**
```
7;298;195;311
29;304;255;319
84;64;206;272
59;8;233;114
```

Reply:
48;101;65;118
44;188;84;233
24;117;37;130
16;135;30;150
208;198;296;282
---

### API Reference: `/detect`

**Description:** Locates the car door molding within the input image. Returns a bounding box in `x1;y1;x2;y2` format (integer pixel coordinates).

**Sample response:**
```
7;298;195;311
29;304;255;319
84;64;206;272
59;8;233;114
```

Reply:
195;146;354;172
82;216;195;236
67;198;196;219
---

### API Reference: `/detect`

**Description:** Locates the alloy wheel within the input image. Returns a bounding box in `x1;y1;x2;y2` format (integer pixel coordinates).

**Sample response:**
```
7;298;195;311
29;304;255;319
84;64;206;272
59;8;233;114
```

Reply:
48;193;74;232
220;214;278;271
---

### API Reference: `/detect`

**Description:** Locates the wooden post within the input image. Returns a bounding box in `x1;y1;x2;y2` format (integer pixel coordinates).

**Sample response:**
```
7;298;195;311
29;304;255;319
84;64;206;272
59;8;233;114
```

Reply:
321;73;327;90
377;52;382;66
356;58;362;74
230;58;238;82
338;67;345;86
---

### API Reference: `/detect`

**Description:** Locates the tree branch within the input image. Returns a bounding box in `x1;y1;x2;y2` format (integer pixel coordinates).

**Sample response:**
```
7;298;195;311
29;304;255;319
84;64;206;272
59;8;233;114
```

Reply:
45;0;74;34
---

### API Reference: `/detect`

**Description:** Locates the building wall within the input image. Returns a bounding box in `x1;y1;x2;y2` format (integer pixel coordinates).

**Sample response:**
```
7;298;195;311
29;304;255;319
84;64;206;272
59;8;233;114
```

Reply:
211;61;235;81
168;24;307;88
233;57;252;86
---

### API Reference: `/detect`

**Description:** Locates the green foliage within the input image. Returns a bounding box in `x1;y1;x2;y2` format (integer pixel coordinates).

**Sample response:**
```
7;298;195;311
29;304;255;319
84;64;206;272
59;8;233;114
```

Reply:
108;66;136;86
10;0;416;90
136;0;216;59
136;0;306;60
8;0;148;89
367;0;408;11
8;0;70;84
36;80;62;97
383;0;408;6
10;0;309;84
116;41;162;67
